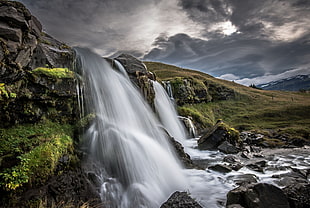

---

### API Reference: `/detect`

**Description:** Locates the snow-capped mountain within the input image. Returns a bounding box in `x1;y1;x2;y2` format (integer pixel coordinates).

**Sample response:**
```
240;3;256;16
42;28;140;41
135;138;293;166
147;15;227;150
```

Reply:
257;74;310;91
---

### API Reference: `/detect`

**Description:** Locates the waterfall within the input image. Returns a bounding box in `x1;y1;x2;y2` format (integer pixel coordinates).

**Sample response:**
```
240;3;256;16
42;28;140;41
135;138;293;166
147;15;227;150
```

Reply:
178;116;198;138
153;81;187;143
113;59;129;79
162;81;174;102
74;48;187;208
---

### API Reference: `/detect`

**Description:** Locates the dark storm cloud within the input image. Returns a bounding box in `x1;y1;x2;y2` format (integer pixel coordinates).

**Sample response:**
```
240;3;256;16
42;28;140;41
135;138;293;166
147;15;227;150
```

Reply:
144;32;310;79
19;0;164;55
17;0;310;85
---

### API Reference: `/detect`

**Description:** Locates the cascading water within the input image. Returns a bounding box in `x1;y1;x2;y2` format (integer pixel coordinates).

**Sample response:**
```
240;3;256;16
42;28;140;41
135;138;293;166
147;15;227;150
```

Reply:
113;59;130;79
153;81;187;143
74;47;187;208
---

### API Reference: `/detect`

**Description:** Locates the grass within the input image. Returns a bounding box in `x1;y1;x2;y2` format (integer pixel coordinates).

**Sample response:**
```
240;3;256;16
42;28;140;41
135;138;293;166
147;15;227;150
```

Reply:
0;121;74;190
145;61;310;141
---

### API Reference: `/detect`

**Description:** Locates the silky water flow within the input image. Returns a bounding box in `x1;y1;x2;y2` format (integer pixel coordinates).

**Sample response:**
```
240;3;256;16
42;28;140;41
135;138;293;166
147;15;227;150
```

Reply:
74;48;187;208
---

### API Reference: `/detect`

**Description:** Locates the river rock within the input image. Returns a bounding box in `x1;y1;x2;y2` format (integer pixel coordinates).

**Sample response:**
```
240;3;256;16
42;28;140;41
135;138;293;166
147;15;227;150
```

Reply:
218;141;239;154
198;120;242;152
209;164;232;173
160;191;203;208
227;174;259;185
283;183;310;208
246;160;267;173
226;183;290;208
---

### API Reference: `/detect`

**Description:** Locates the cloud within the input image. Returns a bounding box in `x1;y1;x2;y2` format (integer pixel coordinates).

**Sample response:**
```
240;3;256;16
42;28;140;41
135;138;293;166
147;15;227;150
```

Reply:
144;32;310;80
234;65;310;86
19;0;205;57
18;0;310;84
218;73;240;81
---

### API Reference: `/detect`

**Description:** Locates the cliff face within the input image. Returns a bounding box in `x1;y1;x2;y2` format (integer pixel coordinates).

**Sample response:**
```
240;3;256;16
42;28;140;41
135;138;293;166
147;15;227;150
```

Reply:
0;1;77;128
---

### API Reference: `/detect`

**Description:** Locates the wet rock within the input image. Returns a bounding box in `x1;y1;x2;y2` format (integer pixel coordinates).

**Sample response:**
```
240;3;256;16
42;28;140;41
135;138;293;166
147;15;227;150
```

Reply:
272;169;309;187
209;164;232;173
246;160;267;173
198;120;241;152
226;183;290;208
160;191;203;208
167;132;195;169
283;183;310;208
227;174;259;185
223;156;244;171
218;141;239;154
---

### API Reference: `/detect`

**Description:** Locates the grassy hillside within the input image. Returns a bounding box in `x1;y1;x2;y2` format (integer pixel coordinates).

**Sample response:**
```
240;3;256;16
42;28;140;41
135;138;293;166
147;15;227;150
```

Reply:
145;62;310;141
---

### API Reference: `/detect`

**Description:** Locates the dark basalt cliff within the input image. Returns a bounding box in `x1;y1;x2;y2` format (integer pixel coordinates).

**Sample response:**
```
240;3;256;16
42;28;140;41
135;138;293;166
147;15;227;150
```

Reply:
0;0;77;128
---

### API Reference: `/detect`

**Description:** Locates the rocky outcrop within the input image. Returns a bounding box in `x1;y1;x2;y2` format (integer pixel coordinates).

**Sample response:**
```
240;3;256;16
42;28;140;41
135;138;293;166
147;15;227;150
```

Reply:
160;191;202;208
166;77;236;106
0;1;77;127
198;120;242;153
169;77;211;105
226;183;290;208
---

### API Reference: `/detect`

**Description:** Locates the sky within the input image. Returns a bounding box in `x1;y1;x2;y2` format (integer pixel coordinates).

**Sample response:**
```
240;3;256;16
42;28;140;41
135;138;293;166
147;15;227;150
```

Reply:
19;0;310;86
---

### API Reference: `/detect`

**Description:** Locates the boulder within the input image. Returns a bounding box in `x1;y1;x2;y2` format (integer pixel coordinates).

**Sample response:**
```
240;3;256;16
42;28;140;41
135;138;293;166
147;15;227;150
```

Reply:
209;164;232;173
218;141;239;154
246;160;267;173
198;120;241;152
227;174;259;185
226;183;290;208
160;191;202;208
115;53;147;74
283;183;310;208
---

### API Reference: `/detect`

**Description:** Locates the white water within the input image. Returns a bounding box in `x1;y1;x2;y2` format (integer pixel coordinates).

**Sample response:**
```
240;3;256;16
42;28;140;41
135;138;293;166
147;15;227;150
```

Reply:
113;59;129;79
153;81;187;143
75;48;187;208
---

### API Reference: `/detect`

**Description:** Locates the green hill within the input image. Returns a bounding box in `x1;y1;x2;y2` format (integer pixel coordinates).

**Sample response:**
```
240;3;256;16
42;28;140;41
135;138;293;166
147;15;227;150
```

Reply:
145;62;310;142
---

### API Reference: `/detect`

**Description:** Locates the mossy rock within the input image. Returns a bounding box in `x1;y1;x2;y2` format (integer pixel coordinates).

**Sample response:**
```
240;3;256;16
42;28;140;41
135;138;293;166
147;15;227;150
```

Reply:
198;120;242;151
31;67;74;79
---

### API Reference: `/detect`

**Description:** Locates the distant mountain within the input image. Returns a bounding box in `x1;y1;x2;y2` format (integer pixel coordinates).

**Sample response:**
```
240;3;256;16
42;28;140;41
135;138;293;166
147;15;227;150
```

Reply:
257;74;310;91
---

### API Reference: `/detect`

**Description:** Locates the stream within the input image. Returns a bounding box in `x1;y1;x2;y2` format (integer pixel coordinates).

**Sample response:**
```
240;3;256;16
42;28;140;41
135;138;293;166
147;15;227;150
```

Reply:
183;138;310;207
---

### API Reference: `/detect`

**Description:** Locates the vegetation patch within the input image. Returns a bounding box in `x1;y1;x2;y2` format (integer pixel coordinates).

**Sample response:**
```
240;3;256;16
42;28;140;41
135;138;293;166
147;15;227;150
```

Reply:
0;122;74;190
32;67;74;79
0;83;17;100
145;61;310;142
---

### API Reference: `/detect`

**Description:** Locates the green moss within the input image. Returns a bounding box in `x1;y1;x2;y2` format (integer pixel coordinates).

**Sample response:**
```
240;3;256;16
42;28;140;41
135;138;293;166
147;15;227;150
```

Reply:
32;67;74;79
0;83;9;100
0;83;17;100
0;122;74;190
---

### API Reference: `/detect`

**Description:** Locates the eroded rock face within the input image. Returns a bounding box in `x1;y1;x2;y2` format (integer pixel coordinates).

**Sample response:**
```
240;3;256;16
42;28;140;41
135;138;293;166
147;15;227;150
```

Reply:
0;1;77;127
